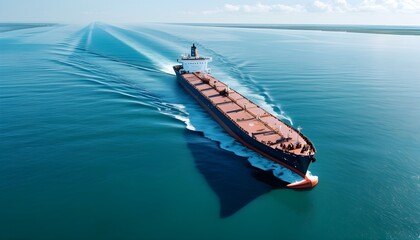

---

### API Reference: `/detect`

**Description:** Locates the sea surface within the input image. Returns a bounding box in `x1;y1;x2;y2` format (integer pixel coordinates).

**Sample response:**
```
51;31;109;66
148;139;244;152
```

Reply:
0;23;419;239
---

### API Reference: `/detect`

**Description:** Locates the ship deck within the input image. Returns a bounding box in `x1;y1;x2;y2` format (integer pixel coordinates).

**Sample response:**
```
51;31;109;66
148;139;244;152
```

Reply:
177;68;315;157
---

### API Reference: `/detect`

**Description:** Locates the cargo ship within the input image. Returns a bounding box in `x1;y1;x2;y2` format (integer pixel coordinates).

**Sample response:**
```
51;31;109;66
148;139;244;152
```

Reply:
173;44;318;189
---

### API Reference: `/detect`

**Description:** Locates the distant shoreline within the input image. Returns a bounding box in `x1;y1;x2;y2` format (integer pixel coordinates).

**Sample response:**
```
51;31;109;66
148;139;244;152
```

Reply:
173;23;420;36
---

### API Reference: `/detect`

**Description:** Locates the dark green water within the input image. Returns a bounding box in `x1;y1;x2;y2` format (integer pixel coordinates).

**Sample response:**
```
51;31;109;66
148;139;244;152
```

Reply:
0;23;419;239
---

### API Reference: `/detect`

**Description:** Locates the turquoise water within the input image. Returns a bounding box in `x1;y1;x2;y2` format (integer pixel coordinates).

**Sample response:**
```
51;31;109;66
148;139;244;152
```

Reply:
1;23;419;239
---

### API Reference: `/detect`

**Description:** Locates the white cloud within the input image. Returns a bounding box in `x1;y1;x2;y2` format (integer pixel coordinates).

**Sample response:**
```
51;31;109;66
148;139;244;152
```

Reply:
314;0;420;13
224;4;241;12
384;0;399;8
271;4;306;13
334;0;353;12
390;0;420;12
202;8;224;15
202;2;306;15
313;1;333;12
313;0;353;12
244;3;272;12
199;1;420;16
235;2;306;13
359;0;392;12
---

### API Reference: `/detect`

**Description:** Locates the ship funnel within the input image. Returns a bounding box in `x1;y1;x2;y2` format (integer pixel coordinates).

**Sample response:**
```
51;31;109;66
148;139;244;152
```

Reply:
191;43;198;58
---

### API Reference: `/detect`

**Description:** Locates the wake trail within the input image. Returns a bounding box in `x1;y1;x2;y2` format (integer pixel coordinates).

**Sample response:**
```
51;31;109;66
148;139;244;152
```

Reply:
51;23;307;183
46;24;194;133
96;24;176;75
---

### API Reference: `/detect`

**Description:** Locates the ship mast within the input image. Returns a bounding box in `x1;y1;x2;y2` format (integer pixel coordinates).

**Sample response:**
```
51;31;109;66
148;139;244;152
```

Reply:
191;43;198;58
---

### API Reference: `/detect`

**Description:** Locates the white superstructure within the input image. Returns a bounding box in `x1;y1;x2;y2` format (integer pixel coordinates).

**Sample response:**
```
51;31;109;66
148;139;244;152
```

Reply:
177;44;212;74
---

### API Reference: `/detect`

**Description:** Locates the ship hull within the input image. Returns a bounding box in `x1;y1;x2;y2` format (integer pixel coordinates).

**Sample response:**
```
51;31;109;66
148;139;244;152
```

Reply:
174;66;313;178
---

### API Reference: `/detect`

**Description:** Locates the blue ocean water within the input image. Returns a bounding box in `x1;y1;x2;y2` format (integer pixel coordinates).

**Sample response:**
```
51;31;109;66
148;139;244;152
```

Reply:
0;23;419;239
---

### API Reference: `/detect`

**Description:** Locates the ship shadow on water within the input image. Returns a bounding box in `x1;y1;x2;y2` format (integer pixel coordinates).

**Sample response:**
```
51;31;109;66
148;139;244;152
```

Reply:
184;129;289;218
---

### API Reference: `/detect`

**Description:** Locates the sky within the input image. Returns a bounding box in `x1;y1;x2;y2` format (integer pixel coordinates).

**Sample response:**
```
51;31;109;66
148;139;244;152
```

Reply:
0;0;419;25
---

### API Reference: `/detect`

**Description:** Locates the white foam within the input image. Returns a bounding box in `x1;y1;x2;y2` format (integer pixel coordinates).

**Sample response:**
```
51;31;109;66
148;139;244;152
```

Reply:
179;101;306;183
160;63;176;75
170;113;195;130
306;172;318;183
157;102;196;131
86;23;94;49
170;104;196;130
